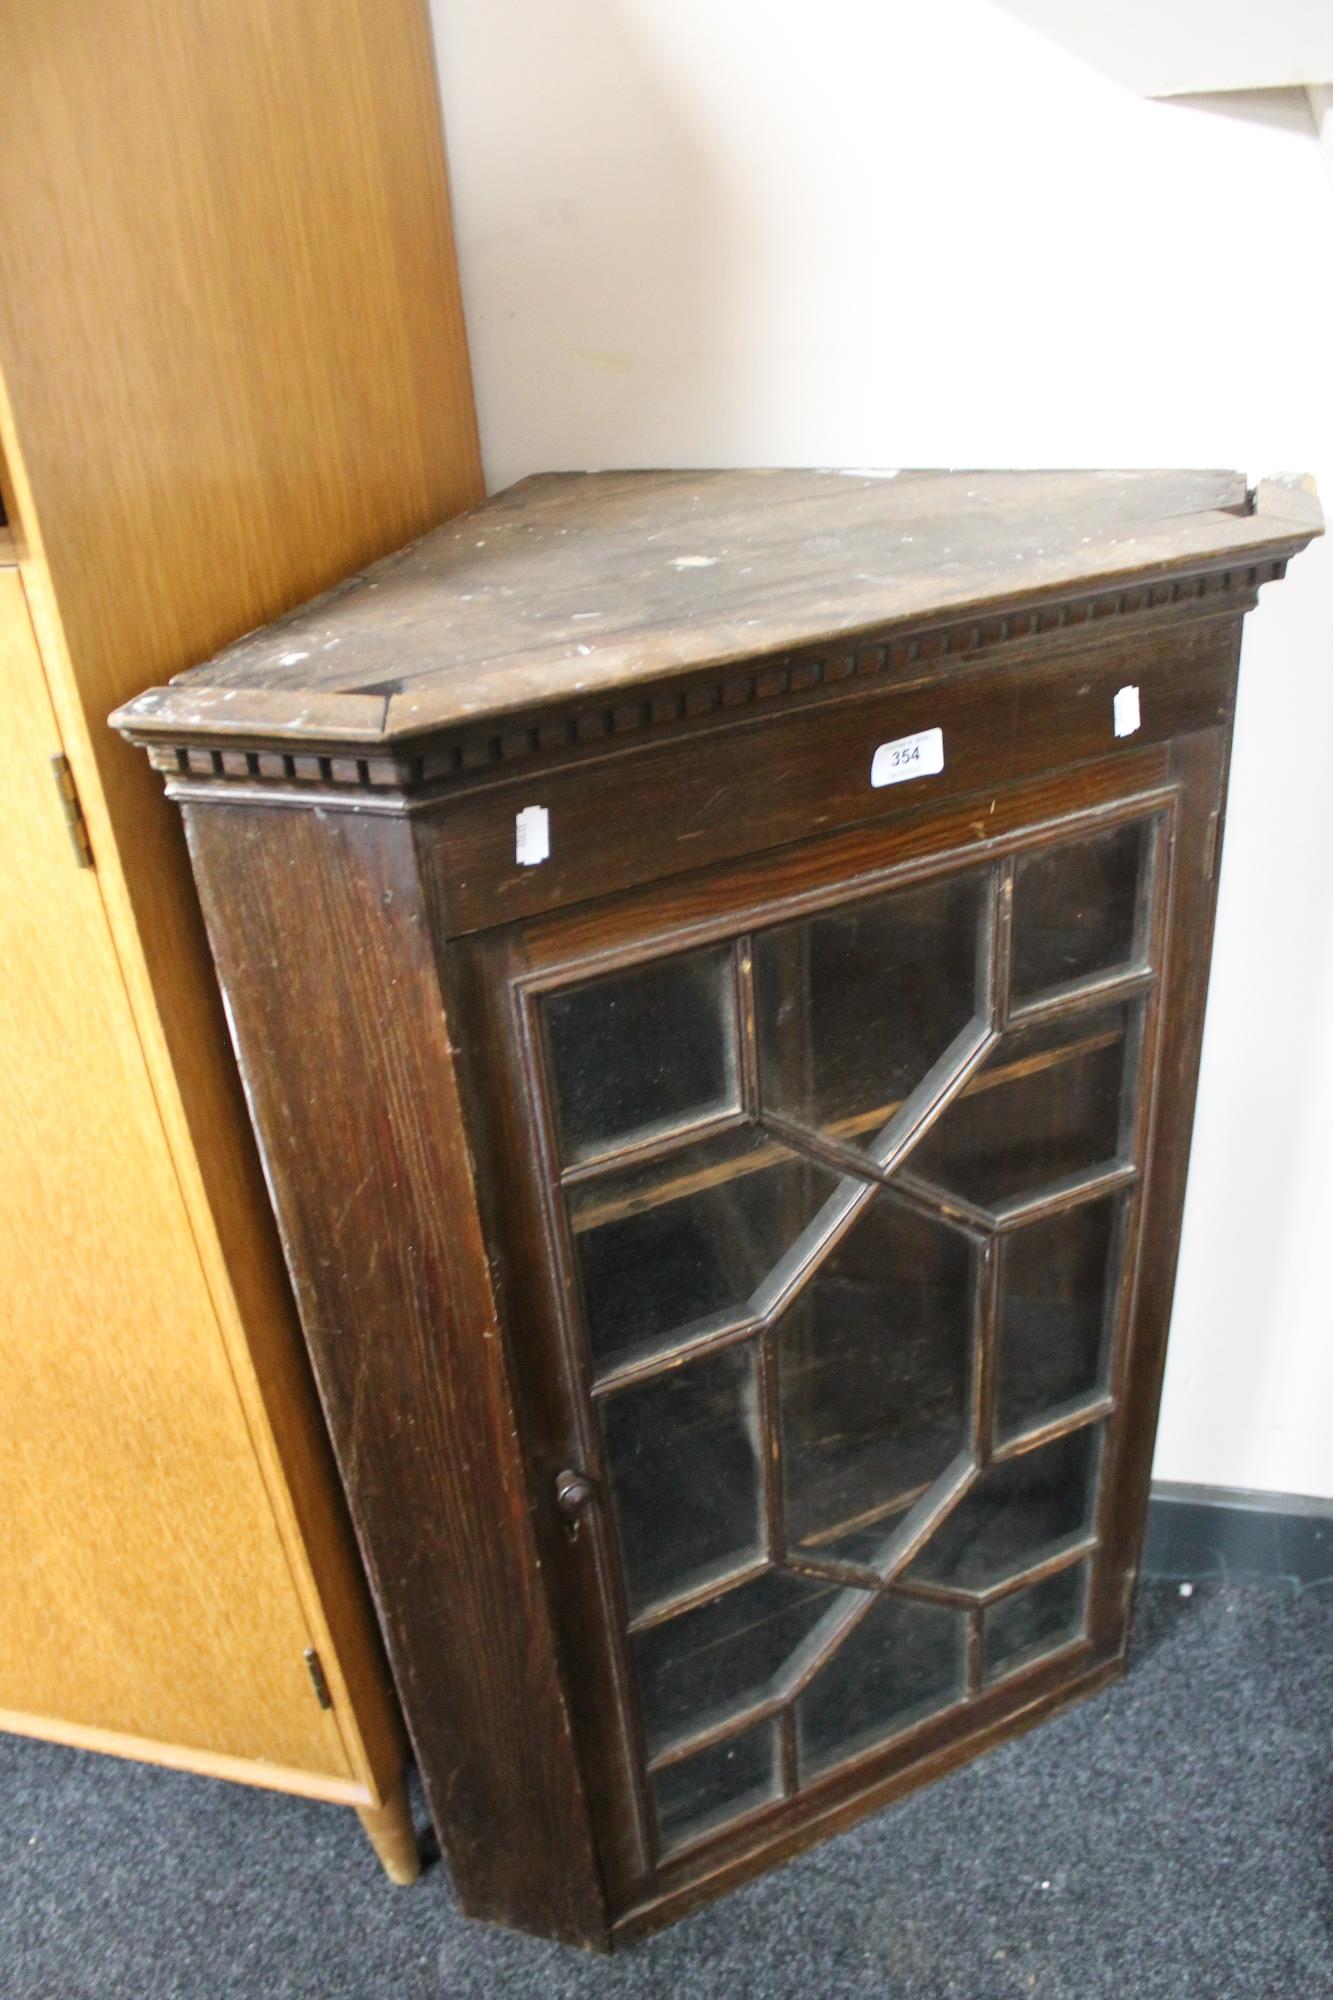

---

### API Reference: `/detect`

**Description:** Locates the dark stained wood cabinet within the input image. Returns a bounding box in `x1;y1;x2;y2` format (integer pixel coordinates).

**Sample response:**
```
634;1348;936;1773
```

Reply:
114;469;1321;1948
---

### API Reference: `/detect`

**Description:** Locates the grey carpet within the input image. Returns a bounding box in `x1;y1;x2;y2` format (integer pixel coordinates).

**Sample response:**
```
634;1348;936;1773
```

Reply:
1;1579;1328;1999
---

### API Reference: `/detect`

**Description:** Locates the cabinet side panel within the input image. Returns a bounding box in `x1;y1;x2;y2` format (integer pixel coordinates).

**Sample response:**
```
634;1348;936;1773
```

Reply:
0;573;346;1778
180;801;607;1949
1091;720;1235;1649
0;0;483;1796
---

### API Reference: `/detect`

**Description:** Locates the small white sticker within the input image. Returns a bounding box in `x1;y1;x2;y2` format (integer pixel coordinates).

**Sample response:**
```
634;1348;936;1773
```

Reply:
1113;685;1142;738
515;804;550;867
871;726;944;789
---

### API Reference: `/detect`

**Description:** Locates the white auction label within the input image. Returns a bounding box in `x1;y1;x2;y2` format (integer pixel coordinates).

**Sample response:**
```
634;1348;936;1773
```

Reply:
515;804;550;866
1113;684;1142;738
870;726;944;789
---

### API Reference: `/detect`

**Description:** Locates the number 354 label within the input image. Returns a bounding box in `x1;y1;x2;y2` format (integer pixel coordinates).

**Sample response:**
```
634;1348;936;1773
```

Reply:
870;726;944;789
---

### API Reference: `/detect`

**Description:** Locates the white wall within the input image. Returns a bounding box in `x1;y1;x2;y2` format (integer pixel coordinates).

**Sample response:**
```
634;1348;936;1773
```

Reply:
428;0;1333;1500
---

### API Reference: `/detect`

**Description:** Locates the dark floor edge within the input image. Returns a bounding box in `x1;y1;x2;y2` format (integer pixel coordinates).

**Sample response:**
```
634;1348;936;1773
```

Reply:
1143;1480;1332;1588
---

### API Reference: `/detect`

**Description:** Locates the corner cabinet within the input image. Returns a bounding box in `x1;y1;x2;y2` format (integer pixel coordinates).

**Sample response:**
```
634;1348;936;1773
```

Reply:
115;469;1321;1947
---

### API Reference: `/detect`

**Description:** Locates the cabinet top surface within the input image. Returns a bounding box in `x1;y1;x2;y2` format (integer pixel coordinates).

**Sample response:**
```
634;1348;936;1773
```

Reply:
113;468;1320;753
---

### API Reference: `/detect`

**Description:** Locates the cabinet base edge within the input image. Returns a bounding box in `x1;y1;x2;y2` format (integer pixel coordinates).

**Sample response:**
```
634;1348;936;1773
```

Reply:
0;1709;375;1807
610;1652;1125;1950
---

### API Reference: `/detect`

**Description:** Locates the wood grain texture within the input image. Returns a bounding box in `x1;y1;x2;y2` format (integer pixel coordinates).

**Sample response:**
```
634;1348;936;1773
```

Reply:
0;0;483;1814
355;1775;422;1887
0;570;345;1776
113;467;1320;750
515;747;1174;972
413;617;1234;937
116;467;1318;1943
181;801;608;1947
0;1710;375;1808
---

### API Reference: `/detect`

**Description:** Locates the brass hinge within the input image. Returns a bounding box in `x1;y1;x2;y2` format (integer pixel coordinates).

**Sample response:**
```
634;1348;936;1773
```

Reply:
303;1646;334;1711
50;754;94;869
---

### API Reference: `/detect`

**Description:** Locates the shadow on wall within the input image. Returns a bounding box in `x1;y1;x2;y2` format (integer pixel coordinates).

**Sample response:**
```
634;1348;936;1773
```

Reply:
430;0;730;488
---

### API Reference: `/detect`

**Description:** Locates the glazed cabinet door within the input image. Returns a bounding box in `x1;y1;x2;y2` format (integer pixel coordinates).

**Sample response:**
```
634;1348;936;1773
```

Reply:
455;743;1218;1926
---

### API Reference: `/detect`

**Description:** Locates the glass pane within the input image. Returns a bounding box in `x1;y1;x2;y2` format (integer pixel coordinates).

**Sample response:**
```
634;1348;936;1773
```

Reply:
753;870;988;1154
796;1592;965;1776
983;1560;1089;1684
777;1196;974;1569
568;1131;842;1379
544;943;738;1165
633;1569;837;1755
909;1004;1137;1211
652;1718;780;1855
804;1495;919;1572
599;1342;762;1617
995;1199;1119;1443
1011;822;1146;1001
536;872;1134;1856
905;1424;1101;1592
